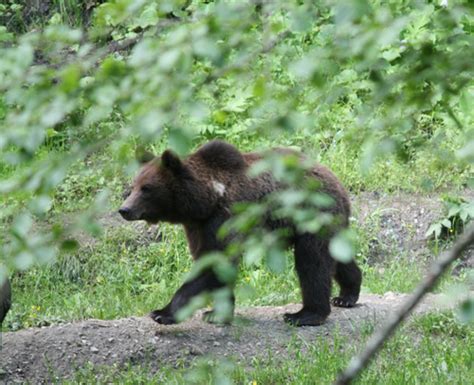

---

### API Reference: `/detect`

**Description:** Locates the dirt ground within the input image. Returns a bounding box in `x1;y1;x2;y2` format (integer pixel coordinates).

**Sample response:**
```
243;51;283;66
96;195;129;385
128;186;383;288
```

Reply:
0;293;458;383
353;191;474;271
1;191;473;383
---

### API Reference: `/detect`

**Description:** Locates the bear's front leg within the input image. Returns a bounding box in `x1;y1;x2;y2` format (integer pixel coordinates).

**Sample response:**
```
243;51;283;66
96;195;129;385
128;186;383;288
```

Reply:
149;270;227;325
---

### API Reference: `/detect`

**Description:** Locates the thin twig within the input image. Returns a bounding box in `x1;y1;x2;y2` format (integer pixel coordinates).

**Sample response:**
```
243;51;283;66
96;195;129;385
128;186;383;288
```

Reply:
335;224;474;385
103;17;183;57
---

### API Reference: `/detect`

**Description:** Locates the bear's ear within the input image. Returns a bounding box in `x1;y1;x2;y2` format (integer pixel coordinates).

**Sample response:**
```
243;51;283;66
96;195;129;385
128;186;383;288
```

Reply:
161;150;183;174
135;146;156;164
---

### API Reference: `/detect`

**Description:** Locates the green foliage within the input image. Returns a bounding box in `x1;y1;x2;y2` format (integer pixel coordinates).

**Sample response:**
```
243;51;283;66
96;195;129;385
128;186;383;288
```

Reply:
1;0;472;273
426;195;474;240
0;0;99;33
0;1;473;380
414;311;473;336
459;297;474;324
330;229;357;263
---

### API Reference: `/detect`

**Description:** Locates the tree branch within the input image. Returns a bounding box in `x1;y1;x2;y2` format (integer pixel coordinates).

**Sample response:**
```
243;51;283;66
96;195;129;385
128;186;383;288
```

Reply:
335;224;474;385
103;17;183;57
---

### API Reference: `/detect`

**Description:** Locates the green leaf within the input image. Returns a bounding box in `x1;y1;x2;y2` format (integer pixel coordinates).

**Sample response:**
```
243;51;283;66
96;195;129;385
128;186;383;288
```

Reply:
175;293;209;322
29;195;52;215
441;219;451;228
290;6;312;33
425;223;442;239
14;251;35;270
465;201;474;217
210;287;234;324
266;246;287;274
456;141;474;162
448;206;461;218
458;298;474;324
214;259;237;284
329;230;356;263
193;37;220;62
12;213;33;238
0;26;14;42
60;65;81;93
136;3;159;29
243;242;264;266
168;128;192;155
35;246;56;264
290;55;318;80
61;239;79;251
158;48;181;71
278;189;306;207
222;87;253;113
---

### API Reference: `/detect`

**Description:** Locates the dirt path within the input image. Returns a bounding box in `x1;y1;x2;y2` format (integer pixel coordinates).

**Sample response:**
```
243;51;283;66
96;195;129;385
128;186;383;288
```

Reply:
0;292;456;383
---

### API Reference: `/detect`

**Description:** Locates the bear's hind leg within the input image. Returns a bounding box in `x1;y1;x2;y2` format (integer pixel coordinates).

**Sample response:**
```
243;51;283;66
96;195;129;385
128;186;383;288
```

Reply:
332;260;362;308
284;234;331;326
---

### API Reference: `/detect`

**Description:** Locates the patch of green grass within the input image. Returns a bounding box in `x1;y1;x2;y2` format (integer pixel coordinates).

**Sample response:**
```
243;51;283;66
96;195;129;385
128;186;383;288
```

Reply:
413;311;472;339
5;224;191;330
361;261;423;295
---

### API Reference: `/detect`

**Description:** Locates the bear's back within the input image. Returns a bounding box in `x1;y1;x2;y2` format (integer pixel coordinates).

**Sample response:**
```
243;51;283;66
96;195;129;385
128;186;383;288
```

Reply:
193;140;247;171
188;141;349;220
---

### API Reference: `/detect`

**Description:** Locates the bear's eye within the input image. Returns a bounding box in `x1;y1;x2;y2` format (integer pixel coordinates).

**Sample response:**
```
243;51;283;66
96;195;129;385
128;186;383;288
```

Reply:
141;184;153;194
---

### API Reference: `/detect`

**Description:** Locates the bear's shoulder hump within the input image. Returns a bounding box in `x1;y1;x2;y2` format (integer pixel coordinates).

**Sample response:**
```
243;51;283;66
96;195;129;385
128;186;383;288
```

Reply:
194;140;246;170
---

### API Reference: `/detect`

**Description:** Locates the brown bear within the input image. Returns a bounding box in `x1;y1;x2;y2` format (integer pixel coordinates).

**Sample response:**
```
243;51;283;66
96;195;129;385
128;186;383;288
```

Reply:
0;276;11;325
119;140;361;326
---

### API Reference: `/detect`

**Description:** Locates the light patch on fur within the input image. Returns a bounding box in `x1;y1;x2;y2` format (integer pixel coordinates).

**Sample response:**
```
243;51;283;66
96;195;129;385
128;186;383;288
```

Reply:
212;180;226;196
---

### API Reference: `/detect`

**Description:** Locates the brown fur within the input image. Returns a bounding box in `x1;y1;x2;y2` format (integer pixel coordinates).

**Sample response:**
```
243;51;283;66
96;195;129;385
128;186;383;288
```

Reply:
0;277;11;325
119;140;361;326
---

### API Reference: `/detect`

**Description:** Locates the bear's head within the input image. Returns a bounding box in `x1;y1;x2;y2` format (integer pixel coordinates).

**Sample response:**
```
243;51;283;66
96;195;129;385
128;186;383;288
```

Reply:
119;149;220;225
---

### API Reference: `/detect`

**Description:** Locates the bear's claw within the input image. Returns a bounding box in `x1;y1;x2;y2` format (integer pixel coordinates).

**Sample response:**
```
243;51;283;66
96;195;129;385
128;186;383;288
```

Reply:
331;296;358;308
149;309;176;325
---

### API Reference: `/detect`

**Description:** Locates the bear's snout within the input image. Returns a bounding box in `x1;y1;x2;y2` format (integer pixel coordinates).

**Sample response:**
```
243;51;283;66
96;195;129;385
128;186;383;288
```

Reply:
118;207;134;221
